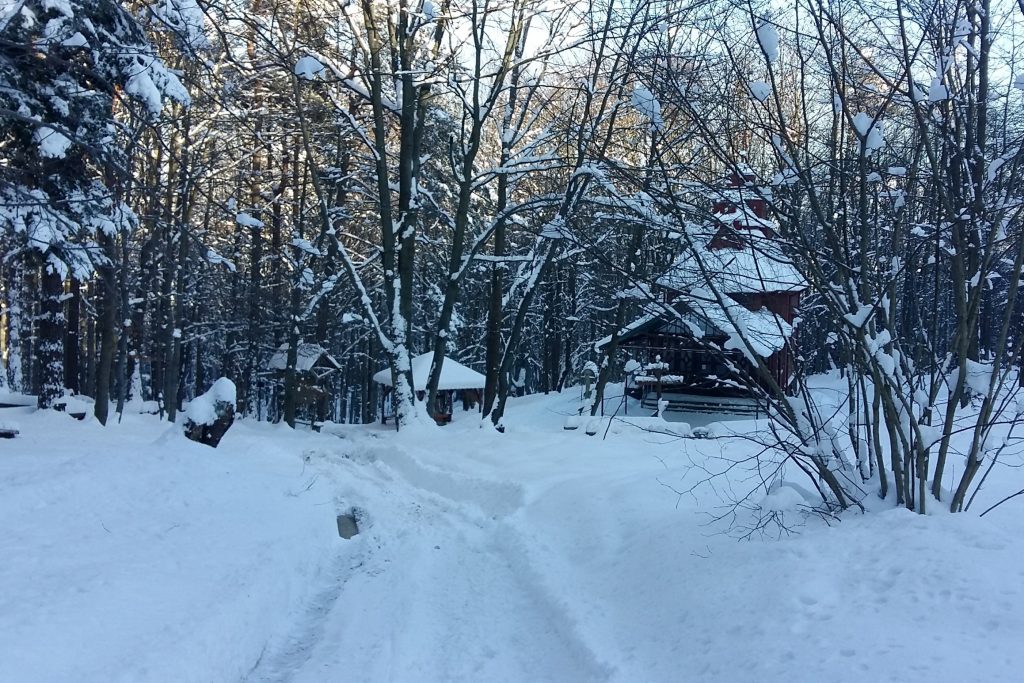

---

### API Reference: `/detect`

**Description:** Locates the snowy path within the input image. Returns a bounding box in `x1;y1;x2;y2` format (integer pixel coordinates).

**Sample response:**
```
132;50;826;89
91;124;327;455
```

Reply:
248;442;612;683
5;394;1024;682
243;407;1024;683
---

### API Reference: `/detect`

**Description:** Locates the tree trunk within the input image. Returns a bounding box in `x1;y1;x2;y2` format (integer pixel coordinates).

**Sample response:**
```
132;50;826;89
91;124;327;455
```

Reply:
64;277;81;395
94;243;118;425
37;258;64;408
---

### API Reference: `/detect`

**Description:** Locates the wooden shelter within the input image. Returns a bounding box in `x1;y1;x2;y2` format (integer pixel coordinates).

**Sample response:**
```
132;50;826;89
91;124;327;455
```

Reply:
373;353;485;424
267;343;342;407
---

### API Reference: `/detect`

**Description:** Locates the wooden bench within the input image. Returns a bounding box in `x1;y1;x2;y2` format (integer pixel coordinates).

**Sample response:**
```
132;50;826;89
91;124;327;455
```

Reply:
0;392;36;409
641;393;763;417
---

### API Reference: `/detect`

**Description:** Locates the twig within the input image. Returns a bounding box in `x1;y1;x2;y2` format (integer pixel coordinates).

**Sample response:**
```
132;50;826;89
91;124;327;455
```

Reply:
979;488;1024;517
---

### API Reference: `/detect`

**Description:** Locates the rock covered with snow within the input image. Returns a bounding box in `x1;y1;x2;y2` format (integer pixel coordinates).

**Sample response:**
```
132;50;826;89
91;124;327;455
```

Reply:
184;377;236;447
185;377;236;426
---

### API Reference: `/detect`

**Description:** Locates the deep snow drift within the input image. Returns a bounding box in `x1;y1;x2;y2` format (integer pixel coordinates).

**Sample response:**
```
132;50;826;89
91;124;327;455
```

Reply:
2;388;1023;682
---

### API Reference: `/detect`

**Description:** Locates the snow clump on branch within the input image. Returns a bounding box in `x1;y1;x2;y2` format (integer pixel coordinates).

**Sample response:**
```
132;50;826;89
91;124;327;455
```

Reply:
756;22;780;63
631;83;663;131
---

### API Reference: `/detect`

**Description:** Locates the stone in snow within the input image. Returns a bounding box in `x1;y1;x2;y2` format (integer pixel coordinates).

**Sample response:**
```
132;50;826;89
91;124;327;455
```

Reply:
184;378;236;448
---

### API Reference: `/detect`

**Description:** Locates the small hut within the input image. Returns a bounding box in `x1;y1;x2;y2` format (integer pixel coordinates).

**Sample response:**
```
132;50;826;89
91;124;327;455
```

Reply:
373;352;485;424
267;343;342;408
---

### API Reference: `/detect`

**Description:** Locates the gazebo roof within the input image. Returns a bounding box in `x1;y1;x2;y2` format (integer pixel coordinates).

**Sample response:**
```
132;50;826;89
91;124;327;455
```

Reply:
373;353;485;391
268;343;341;372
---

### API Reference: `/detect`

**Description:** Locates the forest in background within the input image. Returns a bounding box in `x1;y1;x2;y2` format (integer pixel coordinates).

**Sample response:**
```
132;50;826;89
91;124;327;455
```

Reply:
3;0;1024;513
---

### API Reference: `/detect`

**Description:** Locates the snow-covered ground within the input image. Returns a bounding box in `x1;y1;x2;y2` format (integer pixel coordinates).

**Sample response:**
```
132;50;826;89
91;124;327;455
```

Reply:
3;387;1024;682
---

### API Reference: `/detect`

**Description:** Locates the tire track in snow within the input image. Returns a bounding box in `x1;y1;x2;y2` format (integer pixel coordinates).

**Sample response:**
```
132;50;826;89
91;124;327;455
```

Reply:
367;445;615;681
248;441;613;682
244;452;388;683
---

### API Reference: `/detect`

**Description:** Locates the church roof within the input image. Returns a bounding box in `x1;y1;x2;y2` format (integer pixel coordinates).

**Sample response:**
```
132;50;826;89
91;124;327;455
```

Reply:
657;228;806;294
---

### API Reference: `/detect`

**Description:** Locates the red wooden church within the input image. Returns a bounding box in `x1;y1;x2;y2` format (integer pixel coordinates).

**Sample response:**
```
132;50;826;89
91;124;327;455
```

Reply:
604;165;806;413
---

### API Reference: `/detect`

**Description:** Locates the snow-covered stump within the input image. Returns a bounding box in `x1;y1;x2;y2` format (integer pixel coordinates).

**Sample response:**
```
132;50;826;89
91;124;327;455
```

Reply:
183;378;236;448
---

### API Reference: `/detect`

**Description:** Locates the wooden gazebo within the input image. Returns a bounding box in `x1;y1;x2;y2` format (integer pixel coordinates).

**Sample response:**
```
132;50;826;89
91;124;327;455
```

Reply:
373;353;485;424
267;343;342;408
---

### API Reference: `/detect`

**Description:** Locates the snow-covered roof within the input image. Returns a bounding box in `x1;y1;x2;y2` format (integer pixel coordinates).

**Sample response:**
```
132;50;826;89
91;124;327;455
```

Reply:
268;343;341;372
683;291;793;359
657;230;806;294
712;185;774;203
373;353;486;391
597;294;793;361
718;202;776;231
594;310;659;350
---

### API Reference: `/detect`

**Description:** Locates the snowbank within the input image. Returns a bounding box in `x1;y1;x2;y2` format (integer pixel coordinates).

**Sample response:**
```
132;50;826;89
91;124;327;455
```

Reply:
5;385;1024;682
0;411;341;682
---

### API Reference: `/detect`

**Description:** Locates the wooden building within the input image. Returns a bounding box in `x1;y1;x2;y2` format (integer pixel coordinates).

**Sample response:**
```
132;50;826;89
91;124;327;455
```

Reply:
267;343;342;407
602;166;806;413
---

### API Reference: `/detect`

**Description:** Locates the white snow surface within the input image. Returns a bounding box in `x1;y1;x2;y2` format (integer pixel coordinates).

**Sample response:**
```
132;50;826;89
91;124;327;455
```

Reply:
235;212;264;228
3;384;1024;682
630;83;663;130
928;77;949;102
294;56;326;81
372;352;485;390
852;112;884;152
0;411;334;682
34;125;72;158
